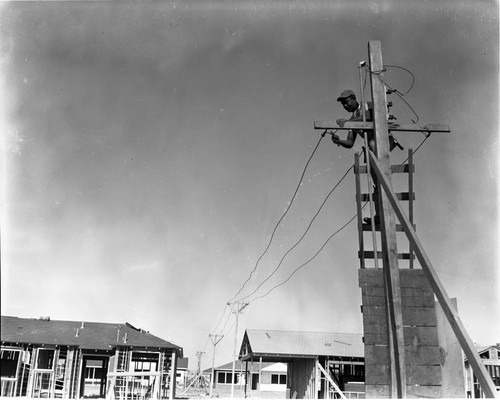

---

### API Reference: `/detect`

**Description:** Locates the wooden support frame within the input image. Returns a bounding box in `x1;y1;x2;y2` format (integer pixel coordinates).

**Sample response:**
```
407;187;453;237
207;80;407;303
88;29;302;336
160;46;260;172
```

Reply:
367;149;498;398
316;360;346;399
369;40;406;398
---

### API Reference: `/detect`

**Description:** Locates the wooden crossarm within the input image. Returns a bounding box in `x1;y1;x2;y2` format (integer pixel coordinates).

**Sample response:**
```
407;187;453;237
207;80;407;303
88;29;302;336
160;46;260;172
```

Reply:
367;149;498;398
314;121;450;133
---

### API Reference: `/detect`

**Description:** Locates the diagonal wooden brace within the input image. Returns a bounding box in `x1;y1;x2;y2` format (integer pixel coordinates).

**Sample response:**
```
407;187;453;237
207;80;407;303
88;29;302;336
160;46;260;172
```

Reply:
367;149;498;399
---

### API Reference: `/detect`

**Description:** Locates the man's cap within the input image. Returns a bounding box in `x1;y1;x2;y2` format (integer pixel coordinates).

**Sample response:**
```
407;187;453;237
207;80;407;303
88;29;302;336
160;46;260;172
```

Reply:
337;89;356;102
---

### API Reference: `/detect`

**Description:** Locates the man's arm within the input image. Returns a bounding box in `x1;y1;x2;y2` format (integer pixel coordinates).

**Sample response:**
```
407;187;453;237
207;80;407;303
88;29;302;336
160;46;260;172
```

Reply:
332;129;357;148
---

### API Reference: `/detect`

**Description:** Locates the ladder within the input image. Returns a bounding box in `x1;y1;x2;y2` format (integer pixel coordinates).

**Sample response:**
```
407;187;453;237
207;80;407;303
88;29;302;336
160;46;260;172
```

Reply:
354;149;416;270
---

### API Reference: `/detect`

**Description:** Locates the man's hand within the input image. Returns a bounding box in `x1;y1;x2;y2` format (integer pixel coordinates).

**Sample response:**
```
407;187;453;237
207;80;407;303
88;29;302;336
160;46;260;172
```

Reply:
331;133;340;145
336;118;346;128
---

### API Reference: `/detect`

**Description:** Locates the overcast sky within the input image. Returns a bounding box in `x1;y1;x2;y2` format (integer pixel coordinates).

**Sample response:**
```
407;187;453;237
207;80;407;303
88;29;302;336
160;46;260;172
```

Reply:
1;1;498;371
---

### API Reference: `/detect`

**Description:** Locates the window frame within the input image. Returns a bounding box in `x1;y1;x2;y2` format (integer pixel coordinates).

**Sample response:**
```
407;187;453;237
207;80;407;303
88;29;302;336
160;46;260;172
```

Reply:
0;348;22;380
270;373;287;385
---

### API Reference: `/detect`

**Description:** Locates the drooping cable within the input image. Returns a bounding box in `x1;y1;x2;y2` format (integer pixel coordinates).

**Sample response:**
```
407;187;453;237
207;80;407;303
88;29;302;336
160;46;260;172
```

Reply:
247;211;359;303
243;136;432;303
227;134;325;302
383;64;415;95
236;163;354;302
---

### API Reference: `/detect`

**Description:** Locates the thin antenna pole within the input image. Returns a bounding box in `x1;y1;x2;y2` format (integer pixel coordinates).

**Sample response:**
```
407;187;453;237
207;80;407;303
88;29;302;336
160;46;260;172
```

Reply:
228;301;248;399
209;334;224;397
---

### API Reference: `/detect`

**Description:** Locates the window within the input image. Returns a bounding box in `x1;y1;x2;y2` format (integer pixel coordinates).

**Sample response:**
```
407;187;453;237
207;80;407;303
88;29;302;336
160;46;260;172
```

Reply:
132;351;159;373
36;349;55;370
85;359;104;384
217;372;233;384
271;373;286;385
0;349;21;379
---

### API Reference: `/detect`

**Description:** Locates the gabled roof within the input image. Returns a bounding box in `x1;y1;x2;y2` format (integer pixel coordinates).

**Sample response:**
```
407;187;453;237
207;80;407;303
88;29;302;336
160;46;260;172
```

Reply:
464;344;500;361
1;316;183;356
240;329;363;361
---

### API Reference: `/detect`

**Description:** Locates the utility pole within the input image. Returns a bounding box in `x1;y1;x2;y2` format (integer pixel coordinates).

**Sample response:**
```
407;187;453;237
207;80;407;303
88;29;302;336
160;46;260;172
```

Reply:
227;301;249;399
195;351;205;390
209;334;224;397
314;40;497;398
368;40;407;398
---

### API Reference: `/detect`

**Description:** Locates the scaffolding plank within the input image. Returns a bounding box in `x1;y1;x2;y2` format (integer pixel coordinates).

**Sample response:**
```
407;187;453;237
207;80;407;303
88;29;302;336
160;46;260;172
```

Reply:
359;251;413;260
361;223;415;231
357;164;414;174
360;192;414;202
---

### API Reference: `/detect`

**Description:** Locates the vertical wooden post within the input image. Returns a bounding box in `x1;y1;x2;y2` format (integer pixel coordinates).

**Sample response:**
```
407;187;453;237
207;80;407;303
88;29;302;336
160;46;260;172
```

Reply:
408;149;414;269
354;153;365;269
368;40;406;397
169;351;177;400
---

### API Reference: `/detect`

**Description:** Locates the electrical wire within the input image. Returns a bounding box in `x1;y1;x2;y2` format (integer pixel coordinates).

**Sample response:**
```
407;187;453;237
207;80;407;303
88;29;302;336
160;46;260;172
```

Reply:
227;134;325;302
366;64;420;123
383;64;416;95
247;211;359;304
236;163;354;302
243;136;433;304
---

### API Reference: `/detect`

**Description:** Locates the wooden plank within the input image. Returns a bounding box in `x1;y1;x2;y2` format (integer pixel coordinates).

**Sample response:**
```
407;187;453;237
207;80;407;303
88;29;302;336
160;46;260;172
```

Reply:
362;307;437;326
360;269;431;288
436;298;466;397
365;365;391;385
361;223;415;231
364;384;391;398
362;286;434;299
404;326;440;346
362;294;435;308
360;251;414;260
363;344;440;370
358;163;414;174
406;385;442;398
368;150;498;397
364;326;439;346
360;192;414;202
313;120;451;133
405;345;442;366
406;366;442;386
366;384;442;398
365;345;390;366
366;365;441;387
402;307;438;327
